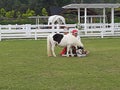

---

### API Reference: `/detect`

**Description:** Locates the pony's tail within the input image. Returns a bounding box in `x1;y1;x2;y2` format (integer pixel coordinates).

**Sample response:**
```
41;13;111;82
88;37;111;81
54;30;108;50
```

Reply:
47;35;52;57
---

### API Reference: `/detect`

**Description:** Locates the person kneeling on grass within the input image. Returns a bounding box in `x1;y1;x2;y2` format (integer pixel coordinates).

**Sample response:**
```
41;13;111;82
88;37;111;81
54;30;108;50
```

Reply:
60;29;88;56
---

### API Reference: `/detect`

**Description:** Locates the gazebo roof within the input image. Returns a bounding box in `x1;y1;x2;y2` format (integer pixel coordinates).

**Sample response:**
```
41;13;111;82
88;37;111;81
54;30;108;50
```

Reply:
62;3;120;9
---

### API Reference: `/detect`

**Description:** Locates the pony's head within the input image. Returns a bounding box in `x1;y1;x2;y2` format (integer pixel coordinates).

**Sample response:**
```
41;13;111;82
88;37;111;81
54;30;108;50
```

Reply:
76;46;89;55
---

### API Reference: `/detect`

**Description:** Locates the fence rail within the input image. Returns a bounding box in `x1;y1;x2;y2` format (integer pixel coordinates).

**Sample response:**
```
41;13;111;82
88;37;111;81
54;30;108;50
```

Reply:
79;23;120;38
0;23;120;41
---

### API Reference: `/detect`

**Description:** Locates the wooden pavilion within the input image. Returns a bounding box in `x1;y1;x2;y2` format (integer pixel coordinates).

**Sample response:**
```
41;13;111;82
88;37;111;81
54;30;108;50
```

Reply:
62;3;120;31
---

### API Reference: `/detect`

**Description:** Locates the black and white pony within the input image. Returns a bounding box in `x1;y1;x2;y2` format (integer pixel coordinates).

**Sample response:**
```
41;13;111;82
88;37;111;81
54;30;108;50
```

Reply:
47;33;84;57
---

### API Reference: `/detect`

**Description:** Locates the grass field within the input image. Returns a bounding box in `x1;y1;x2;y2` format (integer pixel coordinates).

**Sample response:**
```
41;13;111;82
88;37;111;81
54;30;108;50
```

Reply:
0;38;120;90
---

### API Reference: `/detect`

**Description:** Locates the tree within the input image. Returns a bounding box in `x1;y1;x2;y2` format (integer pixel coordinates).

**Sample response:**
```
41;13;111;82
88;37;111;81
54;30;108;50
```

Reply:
5;10;15;18
16;11;21;18
22;8;35;18
42;8;48;16
0;8;6;17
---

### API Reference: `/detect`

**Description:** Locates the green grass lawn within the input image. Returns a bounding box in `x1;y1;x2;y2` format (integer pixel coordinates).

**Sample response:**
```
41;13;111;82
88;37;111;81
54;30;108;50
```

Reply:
0;38;120;90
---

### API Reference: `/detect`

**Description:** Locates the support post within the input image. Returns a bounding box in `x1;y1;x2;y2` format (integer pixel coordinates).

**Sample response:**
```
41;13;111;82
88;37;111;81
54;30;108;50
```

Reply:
111;7;114;34
84;8;87;34
35;24;38;40
103;8;106;24
0;25;1;41
78;8;80;24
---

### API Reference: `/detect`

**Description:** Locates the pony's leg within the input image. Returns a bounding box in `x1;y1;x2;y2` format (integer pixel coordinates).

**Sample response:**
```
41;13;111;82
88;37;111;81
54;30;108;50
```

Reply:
66;45;71;57
47;36;52;57
51;44;56;57
70;48;74;57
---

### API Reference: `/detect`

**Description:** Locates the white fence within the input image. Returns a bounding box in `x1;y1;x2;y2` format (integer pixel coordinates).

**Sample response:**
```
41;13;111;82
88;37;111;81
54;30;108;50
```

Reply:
79;23;120;38
0;23;120;41
0;24;76;41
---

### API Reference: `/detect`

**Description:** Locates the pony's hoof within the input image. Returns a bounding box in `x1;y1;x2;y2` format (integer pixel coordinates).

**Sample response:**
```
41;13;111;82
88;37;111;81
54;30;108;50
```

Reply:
71;54;74;57
53;55;56;57
67;55;70;57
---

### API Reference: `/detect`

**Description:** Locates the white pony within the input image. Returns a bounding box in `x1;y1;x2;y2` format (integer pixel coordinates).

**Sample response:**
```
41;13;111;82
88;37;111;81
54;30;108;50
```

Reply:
48;15;65;25
47;33;84;57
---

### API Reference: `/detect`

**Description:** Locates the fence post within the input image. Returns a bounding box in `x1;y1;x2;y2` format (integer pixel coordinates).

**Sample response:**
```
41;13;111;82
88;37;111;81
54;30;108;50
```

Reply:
52;24;54;29
101;30;104;38
0;25;1;41
26;24;31;38
34;25;37;40
8;24;11;30
57;24;60;29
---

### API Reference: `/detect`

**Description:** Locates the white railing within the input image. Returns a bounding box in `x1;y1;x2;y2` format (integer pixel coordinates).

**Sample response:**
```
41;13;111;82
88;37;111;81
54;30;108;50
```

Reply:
0;23;120;41
0;24;76;41
79;23;120;38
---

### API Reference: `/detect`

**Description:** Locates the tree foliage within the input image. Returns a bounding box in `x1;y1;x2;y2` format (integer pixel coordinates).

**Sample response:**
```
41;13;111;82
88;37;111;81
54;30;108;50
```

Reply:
0;8;6;17
0;0;72;16
42;8;48;16
0;0;120;24
5;10;15;18
0;0;119;18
